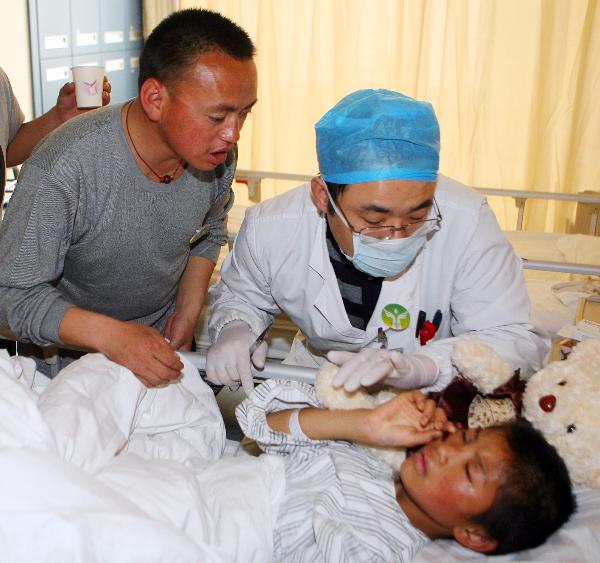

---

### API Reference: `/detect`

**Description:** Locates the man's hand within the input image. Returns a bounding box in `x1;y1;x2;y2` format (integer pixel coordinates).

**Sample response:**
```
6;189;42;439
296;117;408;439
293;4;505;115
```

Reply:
364;390;454;448
55;76;111;122
102;321;184;387
164;311;196;351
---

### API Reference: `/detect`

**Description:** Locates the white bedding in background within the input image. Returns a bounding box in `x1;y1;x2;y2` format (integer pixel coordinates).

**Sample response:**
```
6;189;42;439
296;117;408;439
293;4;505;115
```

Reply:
504;231;566;263
557;234;600;265
502;231;600;337
504;230;600;278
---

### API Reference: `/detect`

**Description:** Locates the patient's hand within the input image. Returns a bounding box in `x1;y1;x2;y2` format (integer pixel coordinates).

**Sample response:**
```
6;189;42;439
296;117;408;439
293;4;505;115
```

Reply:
365;390;454;448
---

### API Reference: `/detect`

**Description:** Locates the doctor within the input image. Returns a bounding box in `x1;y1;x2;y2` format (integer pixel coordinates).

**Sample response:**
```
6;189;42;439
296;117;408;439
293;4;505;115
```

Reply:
207;89;548;394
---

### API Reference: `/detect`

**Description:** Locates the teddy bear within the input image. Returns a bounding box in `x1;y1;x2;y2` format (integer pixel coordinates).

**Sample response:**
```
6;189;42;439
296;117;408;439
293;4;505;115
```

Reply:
316;338;600;489
522;338;600;489
443;337;600;489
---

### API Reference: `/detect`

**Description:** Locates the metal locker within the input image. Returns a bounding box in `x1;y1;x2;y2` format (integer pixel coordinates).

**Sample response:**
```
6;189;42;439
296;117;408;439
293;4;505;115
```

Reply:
127;51;141;97
40;57;71;113
100;0;126;53
125;0;144;51
71;0;101;56
102;51;127;104
71;55;103;68
35;0;72;59
29;0;143;116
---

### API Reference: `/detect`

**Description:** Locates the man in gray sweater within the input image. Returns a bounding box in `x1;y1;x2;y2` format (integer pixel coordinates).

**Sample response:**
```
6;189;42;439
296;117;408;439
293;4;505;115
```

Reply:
0;9;257;387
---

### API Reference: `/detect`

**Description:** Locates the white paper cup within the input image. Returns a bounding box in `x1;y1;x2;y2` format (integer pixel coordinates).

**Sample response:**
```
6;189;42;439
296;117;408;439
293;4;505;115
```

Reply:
71;65;105;109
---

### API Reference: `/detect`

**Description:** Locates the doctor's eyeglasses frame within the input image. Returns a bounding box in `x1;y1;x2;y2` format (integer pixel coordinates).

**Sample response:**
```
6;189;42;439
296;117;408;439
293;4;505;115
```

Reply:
326;185;443;241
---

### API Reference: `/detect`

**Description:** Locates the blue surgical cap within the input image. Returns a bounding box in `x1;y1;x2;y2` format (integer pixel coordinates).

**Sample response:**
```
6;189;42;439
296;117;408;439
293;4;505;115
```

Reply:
315;89;440;184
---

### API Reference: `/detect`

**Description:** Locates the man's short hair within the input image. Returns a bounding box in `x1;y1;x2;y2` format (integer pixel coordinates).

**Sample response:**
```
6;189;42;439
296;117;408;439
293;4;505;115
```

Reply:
324;180;347;214
139;8;256;90
474;420;576;555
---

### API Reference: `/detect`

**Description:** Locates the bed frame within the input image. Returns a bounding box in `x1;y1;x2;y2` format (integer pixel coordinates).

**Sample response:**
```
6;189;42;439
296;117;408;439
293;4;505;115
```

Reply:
183;352;316;384
234;169;600;276
1;174;599;356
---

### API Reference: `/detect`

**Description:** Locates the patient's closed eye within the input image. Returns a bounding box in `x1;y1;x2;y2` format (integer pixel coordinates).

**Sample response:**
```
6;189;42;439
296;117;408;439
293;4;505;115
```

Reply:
558;380;567;386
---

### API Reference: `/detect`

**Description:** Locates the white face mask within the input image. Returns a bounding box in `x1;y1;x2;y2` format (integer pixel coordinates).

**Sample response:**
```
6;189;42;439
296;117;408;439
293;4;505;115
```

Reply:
326;188;439;278
346;225;432;277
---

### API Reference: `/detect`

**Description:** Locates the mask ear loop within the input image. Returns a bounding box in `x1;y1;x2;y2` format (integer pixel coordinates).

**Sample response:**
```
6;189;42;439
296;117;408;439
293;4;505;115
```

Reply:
323;182;352;230
430;198;443;232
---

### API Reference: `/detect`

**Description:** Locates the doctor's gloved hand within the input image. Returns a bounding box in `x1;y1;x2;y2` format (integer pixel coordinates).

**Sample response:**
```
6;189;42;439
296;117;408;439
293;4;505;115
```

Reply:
206;322;268;395
326;348;439;392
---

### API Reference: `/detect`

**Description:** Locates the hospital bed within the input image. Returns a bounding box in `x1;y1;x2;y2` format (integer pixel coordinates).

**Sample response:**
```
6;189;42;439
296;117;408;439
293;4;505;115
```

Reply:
191;175;600;559
2;173;600;560
181;345;600;562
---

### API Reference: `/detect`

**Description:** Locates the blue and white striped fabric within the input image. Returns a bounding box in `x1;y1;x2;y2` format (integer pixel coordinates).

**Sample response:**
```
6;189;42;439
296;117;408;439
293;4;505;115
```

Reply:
237;379;428;562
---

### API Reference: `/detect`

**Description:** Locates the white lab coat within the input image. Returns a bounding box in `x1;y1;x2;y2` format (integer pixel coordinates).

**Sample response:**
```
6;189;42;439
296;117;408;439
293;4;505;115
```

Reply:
209;176;548;390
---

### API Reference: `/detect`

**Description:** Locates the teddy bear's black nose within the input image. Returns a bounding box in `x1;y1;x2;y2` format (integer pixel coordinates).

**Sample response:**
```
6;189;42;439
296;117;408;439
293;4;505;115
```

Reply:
539;395;556;412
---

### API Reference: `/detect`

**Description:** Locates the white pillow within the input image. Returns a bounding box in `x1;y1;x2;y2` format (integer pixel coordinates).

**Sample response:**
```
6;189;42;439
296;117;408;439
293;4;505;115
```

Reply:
557;234;600;265
503;231;566;262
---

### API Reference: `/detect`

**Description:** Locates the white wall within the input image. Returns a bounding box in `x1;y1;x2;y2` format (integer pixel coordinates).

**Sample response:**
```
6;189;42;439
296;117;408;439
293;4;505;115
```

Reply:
0;0;34;119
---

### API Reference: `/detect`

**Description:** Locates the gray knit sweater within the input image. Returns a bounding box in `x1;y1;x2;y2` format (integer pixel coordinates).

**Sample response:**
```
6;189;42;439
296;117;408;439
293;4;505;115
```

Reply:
0;103;234;346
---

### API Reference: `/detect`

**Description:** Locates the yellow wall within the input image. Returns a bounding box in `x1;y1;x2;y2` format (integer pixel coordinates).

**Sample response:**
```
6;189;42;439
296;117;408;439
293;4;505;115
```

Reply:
0;0;34;120
173;0;600;232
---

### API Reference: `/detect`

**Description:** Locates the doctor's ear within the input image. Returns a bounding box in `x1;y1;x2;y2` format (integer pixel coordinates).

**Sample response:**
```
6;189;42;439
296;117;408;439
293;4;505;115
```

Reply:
311;176;330;215
453;525;498;554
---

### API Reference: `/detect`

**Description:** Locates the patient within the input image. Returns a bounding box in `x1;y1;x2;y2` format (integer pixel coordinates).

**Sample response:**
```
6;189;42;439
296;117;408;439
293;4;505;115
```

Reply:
1;352;575;561
242;379;576;560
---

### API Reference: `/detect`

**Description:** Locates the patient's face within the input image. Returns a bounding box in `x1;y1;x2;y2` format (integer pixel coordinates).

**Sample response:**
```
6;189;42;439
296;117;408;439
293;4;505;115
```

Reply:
399;428;512;531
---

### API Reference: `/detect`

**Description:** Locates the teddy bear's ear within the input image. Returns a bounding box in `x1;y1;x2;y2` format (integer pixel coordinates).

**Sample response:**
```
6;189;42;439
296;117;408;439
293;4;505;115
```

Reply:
451;339;514;394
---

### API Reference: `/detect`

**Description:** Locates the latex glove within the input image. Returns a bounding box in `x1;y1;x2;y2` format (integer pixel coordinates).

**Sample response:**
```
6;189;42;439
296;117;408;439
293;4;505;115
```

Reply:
206;322;268;395
327;348;439;392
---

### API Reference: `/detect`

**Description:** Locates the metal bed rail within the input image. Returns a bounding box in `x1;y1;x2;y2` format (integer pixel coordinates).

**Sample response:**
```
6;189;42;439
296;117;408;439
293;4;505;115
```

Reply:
234;168;600;234
522;260;600;276
181;351;317;384
0;329;317;383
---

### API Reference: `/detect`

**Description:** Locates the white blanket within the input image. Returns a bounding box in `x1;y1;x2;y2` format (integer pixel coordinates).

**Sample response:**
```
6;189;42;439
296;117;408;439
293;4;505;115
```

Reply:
0;350;283;562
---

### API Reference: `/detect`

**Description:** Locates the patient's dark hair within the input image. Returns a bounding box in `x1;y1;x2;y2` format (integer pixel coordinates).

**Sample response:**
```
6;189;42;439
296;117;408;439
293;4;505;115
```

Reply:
474;420;575;555
139;8;255;90
324;181;348;214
